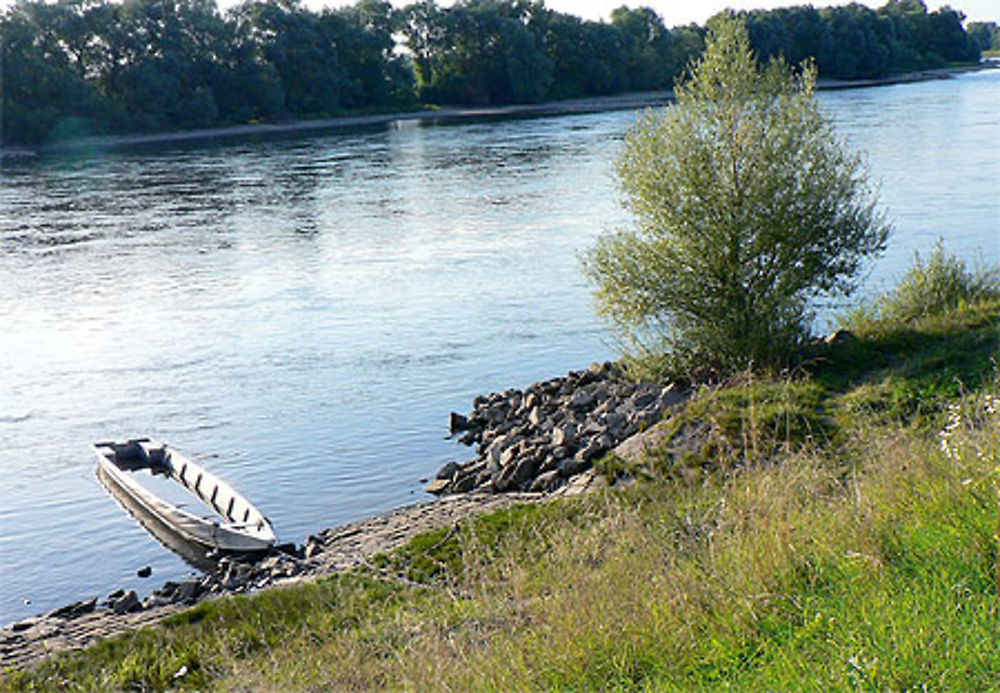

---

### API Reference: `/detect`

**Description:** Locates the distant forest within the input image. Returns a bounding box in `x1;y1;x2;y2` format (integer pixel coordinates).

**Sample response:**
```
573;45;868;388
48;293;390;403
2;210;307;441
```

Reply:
0;0;985;146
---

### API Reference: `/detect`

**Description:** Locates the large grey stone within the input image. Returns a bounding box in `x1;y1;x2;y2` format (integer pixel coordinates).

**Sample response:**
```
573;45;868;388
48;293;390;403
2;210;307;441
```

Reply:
436;461;461;480
559;457;590;477
570;388;596;410
530;470;561;492
425;478;451;495
112;590;142;615
449;412;469;434
552;423;577;447
175;579;204;605
452;471;478;493
528;406;543;427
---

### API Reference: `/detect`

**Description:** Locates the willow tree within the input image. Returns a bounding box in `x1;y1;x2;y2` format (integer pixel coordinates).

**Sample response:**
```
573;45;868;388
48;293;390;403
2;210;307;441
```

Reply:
583;14;889;378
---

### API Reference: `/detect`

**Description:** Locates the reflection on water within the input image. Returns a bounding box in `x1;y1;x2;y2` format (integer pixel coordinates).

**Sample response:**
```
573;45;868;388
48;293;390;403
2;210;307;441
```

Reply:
97;467;218;573
1;70;998;624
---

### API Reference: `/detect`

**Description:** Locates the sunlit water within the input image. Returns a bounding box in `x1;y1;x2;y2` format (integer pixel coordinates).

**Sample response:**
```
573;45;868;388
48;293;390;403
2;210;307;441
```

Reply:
1;70;998;624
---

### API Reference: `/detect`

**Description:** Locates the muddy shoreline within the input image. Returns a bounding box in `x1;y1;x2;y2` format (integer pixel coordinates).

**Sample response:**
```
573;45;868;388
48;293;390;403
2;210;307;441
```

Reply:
0;489;583;669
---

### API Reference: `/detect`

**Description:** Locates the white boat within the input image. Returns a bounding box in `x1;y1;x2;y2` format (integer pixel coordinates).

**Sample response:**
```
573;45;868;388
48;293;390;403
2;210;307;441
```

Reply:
95;438;276;553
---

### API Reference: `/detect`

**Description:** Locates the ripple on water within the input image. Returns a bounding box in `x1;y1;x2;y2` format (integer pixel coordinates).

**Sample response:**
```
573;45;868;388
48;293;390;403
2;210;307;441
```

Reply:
1;71;999;624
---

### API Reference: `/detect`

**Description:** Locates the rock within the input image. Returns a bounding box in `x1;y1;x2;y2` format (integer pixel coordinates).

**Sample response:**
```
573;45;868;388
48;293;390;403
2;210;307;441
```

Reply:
559;457;590;477
492;466;516;492
603;412;627;436
499;445;520;468
552;423;577;447
528;406;543;427
436;461;461;480
425;478;451;495
451;471;478;493
274;542;302;558
511;456;540;488
137;566;152;578
47;597;97;620
304;536;325;559
530;470;561;492
111;590;142;615
154;582;180;599
144;594;174;609
570;388;596;410
449;411;470;434
575;438;609;463
493;455;539;492
11;620;36;633
175;579;203;605
631;390;658;409
658;384;687;410
221;563;253;590
259;556;282;572
446;364;686;497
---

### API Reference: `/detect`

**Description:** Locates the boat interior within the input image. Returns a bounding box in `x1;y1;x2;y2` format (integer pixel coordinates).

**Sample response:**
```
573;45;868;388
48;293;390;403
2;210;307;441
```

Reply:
96;438;267;532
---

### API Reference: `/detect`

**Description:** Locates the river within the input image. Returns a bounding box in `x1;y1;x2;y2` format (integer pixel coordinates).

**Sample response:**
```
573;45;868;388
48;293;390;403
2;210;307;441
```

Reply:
1;69;998;625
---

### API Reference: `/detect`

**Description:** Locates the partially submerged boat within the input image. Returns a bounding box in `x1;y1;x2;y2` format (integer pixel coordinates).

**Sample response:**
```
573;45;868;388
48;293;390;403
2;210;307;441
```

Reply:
95;438;276;553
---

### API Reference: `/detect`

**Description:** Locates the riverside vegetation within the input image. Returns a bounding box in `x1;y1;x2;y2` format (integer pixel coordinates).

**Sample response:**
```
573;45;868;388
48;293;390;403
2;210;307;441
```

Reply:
3;249;1000;691
0;0;986;146
5;14;999;691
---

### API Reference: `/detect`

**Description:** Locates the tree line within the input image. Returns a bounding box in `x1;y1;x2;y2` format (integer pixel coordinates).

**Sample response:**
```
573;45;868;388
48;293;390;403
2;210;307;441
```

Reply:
968;21;1000;53
0;0;985;146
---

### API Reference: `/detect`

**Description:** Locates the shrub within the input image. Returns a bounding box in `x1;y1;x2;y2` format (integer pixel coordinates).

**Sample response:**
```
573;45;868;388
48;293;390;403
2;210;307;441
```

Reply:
582;15;889;381
865;242;1000;326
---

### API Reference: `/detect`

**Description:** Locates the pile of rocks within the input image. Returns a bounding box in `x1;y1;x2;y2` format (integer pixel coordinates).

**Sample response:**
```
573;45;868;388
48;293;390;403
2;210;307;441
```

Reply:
428;362;686;495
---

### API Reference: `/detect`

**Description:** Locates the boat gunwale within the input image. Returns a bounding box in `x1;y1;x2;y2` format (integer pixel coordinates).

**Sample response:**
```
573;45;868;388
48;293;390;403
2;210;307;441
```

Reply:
94;438;276;552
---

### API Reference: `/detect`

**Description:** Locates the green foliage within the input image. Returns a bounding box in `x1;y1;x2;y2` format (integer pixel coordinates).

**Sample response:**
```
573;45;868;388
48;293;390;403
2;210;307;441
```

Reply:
743;1;980;79
3;0;982;146
968;21;1000;53
584;15;889;379
846;242;1000;329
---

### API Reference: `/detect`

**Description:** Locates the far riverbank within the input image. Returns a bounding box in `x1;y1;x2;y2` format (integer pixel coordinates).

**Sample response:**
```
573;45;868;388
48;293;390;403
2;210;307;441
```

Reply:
4;62;994;158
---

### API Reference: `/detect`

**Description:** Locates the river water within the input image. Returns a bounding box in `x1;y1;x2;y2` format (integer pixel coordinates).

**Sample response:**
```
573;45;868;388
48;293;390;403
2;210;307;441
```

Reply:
2;69;998;625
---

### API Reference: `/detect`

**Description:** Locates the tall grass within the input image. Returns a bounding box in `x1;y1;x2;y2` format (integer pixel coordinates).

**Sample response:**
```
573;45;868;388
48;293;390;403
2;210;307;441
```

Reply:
201;388;1000;691
8;368;1000;690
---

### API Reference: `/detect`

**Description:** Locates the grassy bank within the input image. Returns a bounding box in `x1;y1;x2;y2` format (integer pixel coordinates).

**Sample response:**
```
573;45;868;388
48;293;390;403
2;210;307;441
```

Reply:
4;291;1000;689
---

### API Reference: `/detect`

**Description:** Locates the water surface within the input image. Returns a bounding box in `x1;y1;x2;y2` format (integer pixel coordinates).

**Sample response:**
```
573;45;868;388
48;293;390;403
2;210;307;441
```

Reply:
1;70;997;624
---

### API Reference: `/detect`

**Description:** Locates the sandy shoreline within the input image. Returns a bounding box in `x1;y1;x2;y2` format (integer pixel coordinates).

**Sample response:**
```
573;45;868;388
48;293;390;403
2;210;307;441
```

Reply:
3;63;993;158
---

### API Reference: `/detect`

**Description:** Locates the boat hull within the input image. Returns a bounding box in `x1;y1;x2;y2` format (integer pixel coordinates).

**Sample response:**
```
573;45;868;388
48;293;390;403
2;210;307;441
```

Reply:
95;439;275;553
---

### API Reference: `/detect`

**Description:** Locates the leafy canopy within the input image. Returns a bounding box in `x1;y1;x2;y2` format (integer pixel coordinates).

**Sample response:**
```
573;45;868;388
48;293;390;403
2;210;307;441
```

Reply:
583;14;890;379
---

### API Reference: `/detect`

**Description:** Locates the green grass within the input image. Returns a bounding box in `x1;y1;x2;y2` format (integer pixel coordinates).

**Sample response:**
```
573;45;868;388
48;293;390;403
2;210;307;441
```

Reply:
5;285;1000;691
